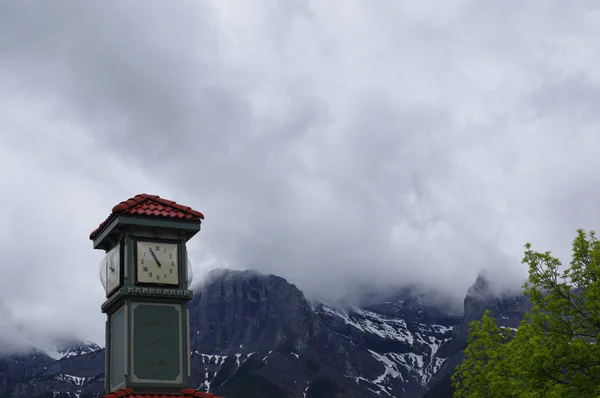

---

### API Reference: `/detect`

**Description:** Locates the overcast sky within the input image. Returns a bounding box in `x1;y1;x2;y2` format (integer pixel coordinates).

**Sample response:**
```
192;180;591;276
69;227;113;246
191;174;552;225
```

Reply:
1;1;599;349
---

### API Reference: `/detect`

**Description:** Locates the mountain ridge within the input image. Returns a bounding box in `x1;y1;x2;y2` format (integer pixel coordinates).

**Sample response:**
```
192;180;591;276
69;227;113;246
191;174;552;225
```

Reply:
0;268;529;398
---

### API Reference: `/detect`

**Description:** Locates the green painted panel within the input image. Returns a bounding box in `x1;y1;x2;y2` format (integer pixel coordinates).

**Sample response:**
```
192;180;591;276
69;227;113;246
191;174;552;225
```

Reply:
109;307;125;389
132;303;182;382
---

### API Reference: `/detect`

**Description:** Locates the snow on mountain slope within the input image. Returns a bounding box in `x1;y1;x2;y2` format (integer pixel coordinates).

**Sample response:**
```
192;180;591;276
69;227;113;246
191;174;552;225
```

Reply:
192;351;257;392
319;305;416;343
44;340;102;360
316;300;456;395
188;295;456;397
58;342;102;360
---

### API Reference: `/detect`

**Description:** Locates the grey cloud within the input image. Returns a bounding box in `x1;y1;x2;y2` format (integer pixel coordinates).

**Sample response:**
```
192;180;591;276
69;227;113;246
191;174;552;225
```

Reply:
530;74;600;125
1;1;600;348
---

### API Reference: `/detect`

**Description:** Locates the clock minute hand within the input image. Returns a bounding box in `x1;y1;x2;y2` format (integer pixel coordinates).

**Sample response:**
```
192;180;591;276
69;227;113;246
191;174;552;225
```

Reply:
149;248;163;268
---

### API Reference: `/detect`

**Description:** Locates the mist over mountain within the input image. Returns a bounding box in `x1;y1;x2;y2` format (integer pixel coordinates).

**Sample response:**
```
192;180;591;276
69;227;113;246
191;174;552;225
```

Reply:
0;268;530;398
0;264;525;355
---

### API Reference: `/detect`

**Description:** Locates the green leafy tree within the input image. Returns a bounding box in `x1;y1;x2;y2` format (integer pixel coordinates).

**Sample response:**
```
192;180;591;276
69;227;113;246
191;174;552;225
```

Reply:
451;310;515;398
452;229;600;398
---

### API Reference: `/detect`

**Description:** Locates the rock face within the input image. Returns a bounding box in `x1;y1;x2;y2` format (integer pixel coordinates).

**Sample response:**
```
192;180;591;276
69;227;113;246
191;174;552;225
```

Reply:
0;345;104;398
189;269;316;355
0;269;530;398
188;269;459;398
422;274;530;398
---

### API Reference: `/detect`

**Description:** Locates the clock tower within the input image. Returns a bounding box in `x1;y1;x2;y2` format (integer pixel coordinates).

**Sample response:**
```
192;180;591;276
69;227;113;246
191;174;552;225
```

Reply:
90;193;208;396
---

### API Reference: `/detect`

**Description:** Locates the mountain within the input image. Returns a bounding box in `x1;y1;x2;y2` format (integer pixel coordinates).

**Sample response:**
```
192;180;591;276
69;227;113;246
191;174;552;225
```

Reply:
422;274;530;398
0;343;104;398
0;269;530;398
45;339;103;361
187;269;459;397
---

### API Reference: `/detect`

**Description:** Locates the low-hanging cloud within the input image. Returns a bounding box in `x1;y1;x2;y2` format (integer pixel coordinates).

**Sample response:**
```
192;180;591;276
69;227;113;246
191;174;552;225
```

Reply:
1;0;600;347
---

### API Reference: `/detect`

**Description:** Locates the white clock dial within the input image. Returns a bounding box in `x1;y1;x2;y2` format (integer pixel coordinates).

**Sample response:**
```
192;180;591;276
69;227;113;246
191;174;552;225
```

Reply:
99;243;121;295
186;251;193;288
106;243;121;293
136;241;179;285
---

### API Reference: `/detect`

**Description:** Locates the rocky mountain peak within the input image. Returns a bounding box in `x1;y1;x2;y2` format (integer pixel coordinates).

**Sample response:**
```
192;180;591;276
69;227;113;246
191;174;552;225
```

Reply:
190;268;316;355
423;272;530;398
43;337;102;360
58;342;102;360
466;272;491;298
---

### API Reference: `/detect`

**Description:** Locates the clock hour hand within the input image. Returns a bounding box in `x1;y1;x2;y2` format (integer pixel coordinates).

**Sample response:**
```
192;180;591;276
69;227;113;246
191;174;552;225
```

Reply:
149;248;163;268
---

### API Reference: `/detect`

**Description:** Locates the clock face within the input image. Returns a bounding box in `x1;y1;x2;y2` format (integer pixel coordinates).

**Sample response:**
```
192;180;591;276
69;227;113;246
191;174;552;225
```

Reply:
99;243;121;295
106;243;121;293
136;241;179;285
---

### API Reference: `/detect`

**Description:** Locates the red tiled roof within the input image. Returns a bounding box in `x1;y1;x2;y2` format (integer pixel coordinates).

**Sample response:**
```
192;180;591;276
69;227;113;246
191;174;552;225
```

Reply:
102;388;223;398
90;194;204;240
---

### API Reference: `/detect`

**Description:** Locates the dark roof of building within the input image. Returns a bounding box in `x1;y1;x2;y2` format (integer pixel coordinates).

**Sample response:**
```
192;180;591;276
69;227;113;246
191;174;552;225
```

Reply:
89;193;204;239
102;388;223;398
